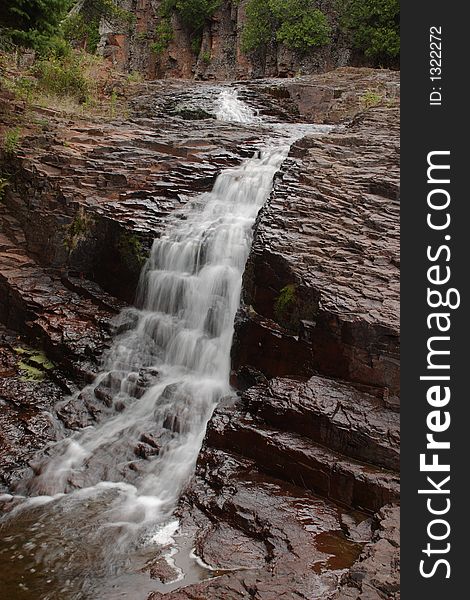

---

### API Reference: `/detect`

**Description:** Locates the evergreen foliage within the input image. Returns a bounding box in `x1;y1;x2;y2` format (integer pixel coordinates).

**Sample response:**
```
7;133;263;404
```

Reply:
339;0;399;65
242;0;331;54
0;0;70;53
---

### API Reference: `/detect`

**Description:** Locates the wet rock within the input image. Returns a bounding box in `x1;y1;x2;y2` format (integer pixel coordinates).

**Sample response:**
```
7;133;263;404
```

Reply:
0;326;64;488
1;83;267;304
204;401;399;513
251;68;400;123
134;442;160;460
1;73;400;597
333;506;400;600
155;448;368;600
242;376;399;471
145;556;181;584
170;88;400;599
233;106;400;400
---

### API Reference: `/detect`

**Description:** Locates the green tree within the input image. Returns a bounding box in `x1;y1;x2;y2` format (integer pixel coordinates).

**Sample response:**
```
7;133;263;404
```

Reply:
63;0;135;52
270;0;331;51
157;0;221;55
0;0;70;52
339;0;399;65
242;0;331;54
241;0;275;53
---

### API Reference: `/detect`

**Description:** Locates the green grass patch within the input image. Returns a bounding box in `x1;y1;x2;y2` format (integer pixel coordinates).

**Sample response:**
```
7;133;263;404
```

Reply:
361;89;382;109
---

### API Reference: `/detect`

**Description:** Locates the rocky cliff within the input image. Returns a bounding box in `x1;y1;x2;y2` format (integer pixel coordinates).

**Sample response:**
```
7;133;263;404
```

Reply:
100;0;352;79
0;68;399;598
162;77;400;599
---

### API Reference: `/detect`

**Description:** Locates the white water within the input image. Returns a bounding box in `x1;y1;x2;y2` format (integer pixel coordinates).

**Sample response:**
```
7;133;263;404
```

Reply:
20;140;289;521
0;90;332;597
215;88;260;123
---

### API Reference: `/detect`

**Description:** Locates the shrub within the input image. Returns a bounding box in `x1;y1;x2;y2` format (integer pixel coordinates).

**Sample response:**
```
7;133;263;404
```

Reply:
241;0;275;53
31;54;90;103
339;0;400;65
2;127;21;157
0;0;69;53
271;0;331;50
151;20;174;55
62;12;101;53
161;0;221;32
155;0;222;50
242;0;331;54
361;89;382;108
11;75;37;102
62;0;135;52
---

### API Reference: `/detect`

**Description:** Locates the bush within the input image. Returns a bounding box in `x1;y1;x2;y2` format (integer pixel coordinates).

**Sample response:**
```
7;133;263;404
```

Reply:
62;13;101;53
180;0;219;31
242;0;331;54
241;0;275;53
150;20;174;55
339;0;399;65
361;88;382;108
2;127;21;157
31;54;90;103
271;0;331;51
62;0;135;52
152;0;221;58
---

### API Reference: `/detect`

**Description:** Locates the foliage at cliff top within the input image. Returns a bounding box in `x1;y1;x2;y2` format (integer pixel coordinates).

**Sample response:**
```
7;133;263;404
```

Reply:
63;0;136;53
339;0;400;65
0;0;69;53
242;0;332;54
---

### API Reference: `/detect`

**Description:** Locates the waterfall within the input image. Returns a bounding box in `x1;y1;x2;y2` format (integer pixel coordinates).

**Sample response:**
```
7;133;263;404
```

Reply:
19;142;290;521
215;89;260;123
0;90;332;597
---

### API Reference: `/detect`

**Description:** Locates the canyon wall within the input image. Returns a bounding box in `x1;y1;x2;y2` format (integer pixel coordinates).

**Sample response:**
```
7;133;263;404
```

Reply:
1;69;400;598
101;0;352;79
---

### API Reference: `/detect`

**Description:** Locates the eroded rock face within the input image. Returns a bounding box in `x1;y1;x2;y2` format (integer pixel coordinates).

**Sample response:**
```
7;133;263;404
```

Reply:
1;88;267;303
107;0;353;80
172;84;399;598
0;70;399;597
0;326;65;489
233;105;400;400
0;81;267;482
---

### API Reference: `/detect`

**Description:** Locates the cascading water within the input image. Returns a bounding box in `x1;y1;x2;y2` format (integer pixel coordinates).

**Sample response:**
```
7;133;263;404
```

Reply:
215;89;260;123
0;89;331;599
17;138;289;516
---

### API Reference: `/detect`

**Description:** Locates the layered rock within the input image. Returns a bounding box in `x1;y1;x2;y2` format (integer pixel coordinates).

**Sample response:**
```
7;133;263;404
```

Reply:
0;69;399;597
103;0;353;80
0;83;267;302
169;93;400;598
243;67;400;123
0;81;266;482
233;105;400;400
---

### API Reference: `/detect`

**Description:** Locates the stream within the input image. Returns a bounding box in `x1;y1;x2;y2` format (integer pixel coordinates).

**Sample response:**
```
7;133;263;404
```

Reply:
0;89;332;599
